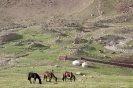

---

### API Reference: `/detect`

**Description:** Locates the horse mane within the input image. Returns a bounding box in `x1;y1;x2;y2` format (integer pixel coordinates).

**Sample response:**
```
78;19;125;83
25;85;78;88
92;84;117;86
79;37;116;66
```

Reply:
51;72;57;80
73;74;76;81
36;73;42;84
51;72;55;77
71;72;76;81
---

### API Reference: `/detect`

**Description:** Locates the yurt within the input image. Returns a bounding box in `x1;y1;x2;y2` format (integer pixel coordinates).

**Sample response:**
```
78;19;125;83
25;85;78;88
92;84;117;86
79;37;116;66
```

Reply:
82;61;89;67
72;60;80;66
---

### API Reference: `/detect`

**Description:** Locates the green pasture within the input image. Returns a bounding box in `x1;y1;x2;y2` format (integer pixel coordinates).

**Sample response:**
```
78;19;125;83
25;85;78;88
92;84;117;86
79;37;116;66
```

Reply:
0;24;131;60
0;60;133;88
0;22;133;88
1;0;133;88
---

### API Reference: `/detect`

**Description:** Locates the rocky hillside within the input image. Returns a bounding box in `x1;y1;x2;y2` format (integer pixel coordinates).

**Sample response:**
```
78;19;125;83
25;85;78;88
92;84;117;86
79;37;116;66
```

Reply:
0;0;133;28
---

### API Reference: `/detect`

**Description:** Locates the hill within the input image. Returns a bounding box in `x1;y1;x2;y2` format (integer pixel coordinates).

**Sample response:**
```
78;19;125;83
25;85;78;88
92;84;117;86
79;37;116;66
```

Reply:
1;0;133;88
0;0;133;28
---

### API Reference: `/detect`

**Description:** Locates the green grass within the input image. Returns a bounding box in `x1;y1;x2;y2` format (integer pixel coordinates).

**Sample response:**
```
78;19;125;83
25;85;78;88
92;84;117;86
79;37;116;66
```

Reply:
1;1;133;87
0;24;132;59
0;60;133;88
1;15;133;88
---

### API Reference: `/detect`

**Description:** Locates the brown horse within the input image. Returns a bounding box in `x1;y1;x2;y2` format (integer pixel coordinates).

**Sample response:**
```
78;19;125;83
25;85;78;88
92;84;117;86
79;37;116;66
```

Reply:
62;71;76;82
44;71;57;83
28;72;42;84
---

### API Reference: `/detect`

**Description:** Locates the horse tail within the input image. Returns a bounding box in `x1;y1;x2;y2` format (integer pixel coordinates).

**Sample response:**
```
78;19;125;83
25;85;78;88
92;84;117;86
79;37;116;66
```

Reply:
28;72;31;80
36;74;42;84
62;73;65;81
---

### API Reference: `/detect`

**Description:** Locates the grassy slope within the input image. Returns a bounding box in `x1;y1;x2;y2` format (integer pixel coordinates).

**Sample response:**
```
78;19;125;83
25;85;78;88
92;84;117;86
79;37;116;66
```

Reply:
0;24;133;88
0;20;133;60
1;0;133;88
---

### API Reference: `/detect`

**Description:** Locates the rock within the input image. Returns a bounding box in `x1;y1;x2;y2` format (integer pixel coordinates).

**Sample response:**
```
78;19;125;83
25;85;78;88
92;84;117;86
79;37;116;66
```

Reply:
82;75;86;77
55;65;60;67
76;72;82;75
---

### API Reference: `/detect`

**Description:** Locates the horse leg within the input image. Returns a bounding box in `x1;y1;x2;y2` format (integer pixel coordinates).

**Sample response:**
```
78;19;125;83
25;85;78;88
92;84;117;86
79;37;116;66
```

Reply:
62;77;64;81
29;79;32;84
28;77;32;84
49;77;52;82
44;75;46;81
33;78;36;83
46;76;48;82
73;76;76;81
70;77;72;82
64;76;67;82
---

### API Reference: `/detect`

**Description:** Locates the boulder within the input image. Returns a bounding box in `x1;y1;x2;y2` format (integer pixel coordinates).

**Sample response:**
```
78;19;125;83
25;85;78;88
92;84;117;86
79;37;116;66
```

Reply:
76;72;82;75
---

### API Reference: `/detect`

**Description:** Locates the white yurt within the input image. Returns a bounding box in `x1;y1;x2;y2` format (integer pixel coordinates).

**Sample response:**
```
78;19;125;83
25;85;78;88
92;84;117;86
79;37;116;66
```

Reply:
72;60;80;66
82;61;89;68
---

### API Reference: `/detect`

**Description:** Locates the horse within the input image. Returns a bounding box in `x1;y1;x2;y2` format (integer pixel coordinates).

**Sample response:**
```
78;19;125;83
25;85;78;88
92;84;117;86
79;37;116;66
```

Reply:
28;72;42;84
62;71;76;82
44;71;57;83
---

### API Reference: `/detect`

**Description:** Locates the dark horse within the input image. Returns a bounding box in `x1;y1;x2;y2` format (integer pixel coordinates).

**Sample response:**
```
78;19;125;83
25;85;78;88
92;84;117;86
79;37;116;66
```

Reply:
62;71;76;82
44;71;57;83
28;72;42;84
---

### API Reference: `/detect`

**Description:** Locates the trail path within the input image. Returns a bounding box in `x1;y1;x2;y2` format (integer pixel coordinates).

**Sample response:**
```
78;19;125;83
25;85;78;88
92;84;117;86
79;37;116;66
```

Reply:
67;0;94;16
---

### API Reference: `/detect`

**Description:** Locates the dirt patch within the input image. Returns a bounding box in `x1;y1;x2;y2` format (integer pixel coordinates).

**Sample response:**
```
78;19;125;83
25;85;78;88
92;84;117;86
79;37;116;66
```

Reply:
0;57;24;65
111;55;133;65
116;1;133;14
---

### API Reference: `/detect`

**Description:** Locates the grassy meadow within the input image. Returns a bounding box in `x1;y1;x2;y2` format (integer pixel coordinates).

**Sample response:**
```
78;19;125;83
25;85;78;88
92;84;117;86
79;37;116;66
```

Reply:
0;23;133;88
0;60;133;88
1;0;133;87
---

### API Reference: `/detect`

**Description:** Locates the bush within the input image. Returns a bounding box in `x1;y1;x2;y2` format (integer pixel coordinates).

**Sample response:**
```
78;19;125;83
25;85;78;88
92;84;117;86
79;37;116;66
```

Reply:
0;33;22;42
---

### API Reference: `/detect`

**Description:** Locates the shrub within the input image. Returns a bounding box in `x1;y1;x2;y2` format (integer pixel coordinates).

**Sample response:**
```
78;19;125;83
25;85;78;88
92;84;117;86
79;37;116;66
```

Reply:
0;33;22;42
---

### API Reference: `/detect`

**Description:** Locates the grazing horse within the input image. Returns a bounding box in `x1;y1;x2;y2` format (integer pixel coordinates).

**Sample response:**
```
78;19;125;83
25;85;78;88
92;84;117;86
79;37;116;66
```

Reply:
28;72;42;84
44;71;57;83
62;71;76;82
